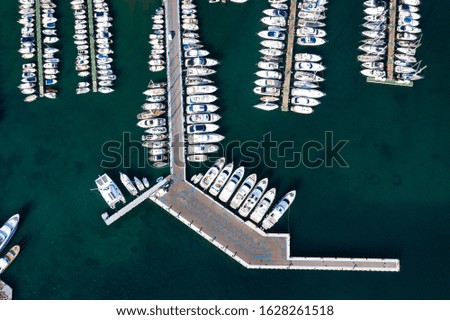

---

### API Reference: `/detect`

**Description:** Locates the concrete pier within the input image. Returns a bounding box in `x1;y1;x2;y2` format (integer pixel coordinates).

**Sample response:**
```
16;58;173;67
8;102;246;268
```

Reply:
86;0;98;92
35;0;45;97
281;0;297;112
101;177;170;225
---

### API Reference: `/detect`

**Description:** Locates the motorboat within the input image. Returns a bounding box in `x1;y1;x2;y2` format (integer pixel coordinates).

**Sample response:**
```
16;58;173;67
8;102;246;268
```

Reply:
261;40;285;49
256;70;282;79
185;77;214;86
145;127;167;134
199;157;225;189
188;133;224;144
186;94;217;104
360;69;386;78
186;113;221;124
0;214;20;254
186;67;216;77
296;27;327;38
185;49;209;58
258;30;285;41
259;48;284;56
295;62;325;72
294;71;325;82
290;96;320;106
188;144;219;155
253;86;280;96
187;155;208;162
261;191;296;230
142;141;168;149
249;188;276;224
291;88;325;98
297;36;326;46
209;163;234;196
238;178;268;217
185;57;219;67
293;81;319;89
295;53;322;62
186;104;219;114
142;134;167;141
0;245;20;275
254;79;282;87
186;85;218;95
120;172;138;196
261;16;286;27
230;174;257;210
137;118;166;128
253;103;279;111
218;167;245;203
291;106;314;114
186;124;220;134
258;61;280;70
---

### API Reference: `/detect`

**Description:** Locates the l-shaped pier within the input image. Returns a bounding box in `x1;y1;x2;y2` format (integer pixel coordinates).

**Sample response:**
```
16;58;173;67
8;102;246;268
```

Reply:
281;0;297;112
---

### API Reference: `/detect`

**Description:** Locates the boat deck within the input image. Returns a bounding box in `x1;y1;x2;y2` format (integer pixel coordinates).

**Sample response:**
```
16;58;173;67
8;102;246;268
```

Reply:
86;0;98;92
281;0;298;112
35;0;45;97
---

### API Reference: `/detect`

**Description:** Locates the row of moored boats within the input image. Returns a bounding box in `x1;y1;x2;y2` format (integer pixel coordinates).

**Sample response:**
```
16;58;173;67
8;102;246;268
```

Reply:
140;81;169;168
253;0;291;112
191;157;296;230
71;0;116;94
181;0;223;163
18;0;59;102
358;0;425;82
0;214;21;275
148;6;166;73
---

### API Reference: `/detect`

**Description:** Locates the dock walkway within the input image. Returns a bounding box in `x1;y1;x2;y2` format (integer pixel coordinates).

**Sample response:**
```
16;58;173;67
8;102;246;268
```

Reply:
35;0;44;97
281;0;297;112
101;177;170;225
86;0;98;92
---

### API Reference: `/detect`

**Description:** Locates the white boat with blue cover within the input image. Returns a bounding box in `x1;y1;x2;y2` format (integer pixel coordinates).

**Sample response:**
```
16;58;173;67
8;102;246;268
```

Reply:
0;214;20;254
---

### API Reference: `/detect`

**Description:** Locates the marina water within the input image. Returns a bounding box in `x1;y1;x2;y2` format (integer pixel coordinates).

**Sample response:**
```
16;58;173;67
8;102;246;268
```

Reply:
0;0;449;299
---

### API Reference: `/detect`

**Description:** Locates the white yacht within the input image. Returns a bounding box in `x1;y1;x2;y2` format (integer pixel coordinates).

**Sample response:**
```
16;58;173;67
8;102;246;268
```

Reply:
209;163;234;196
249;188;276;224
186;113;221;124
295;53;322;62
218;166;245;203
186;124;220;134
257;30;285;41
186;85;217;95
95;174;126;209
119;172;138;196
199;157;225;189
294;62;325;72
186;94;217;104
261;40;285;49
188;144;219;155
186;104;219;114
291;106;314;114
291;96;320;106
188;134;224;144
253;103;279;111
134;177;145;191
256;70;282;79
261;191;296;230
137;118;166;128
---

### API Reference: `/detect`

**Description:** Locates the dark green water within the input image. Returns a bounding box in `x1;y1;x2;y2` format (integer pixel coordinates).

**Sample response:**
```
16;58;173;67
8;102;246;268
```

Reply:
0;0;449;299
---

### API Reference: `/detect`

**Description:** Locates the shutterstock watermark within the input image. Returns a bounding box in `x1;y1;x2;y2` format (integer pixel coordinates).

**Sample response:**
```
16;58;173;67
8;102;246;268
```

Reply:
100;131;349;170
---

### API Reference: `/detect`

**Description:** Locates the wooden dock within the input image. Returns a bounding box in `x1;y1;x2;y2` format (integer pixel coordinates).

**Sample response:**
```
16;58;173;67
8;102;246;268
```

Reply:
101;177;170;225
281;0;297;112
35;0;45;97
86;0;98;92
